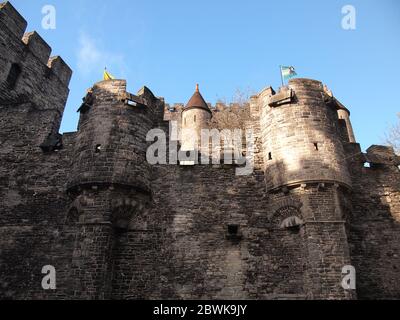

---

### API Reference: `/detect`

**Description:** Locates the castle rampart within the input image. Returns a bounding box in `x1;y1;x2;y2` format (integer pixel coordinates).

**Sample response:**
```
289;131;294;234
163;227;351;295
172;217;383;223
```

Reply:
0;1;399;300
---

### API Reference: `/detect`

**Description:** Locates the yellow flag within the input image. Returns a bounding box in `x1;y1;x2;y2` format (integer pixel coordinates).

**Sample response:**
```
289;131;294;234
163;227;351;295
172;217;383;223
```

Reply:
103;69;115;81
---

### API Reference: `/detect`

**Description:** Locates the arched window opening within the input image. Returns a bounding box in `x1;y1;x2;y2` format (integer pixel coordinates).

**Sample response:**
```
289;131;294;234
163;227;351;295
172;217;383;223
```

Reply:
280;216;304;230
273;205;304;233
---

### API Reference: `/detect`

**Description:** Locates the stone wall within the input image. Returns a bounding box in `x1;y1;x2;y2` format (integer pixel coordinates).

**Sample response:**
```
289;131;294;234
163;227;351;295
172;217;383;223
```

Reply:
345;144;400;299
0;1;400;301
0;2;73;299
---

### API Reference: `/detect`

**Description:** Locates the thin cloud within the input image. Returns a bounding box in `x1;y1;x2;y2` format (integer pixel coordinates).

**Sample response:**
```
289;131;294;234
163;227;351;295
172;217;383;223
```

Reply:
76;32;127;78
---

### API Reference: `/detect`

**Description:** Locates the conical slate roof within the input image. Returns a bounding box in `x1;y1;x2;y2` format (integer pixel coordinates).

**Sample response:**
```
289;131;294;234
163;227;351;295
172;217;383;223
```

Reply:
184;84;211;113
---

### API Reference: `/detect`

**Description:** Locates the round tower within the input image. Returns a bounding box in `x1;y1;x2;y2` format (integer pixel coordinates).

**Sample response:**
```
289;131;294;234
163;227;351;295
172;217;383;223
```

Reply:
181;84;212;151
337;105;356;143
260;78;355;299
67;79;153;299
261;78;352;191
68;79;152;193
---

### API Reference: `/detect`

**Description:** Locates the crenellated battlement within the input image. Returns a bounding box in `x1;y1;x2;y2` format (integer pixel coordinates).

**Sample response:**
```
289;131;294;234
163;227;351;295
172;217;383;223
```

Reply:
365;145;400;166
46;56;71;86
0;2;400;301
22;31;51;64
0;1;72;149
163;101;249;119
0;1;26;38
0;1;72;86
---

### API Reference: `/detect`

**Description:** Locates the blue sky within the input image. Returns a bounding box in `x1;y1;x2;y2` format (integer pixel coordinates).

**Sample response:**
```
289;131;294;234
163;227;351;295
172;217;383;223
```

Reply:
10;0;400;151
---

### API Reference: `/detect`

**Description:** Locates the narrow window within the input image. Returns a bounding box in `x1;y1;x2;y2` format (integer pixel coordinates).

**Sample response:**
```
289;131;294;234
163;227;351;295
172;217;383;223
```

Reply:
194;115;196;123
228;224;239;235
314;143;319;151
184;117;187;126
268;152;272;160
6;63;21;89
226;224;242;241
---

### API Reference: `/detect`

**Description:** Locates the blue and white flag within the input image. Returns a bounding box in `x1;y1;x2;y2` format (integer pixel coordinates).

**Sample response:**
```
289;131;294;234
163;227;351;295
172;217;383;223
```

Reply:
281;66;297;81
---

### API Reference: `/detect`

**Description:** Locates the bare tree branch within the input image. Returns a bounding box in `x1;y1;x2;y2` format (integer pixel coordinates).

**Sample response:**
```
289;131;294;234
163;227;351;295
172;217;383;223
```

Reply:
385;113;400;154
208;88;253;131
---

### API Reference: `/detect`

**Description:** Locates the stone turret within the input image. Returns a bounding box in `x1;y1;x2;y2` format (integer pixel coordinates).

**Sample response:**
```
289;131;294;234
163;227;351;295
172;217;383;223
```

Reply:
337;103;356;143
66;79;157;299
260;78;352;192
181;84;212;151
68;80;153;193
254;78;356;299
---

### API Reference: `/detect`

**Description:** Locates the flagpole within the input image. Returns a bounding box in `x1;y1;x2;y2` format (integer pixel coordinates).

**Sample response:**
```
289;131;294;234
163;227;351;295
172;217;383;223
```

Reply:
279;65;284;88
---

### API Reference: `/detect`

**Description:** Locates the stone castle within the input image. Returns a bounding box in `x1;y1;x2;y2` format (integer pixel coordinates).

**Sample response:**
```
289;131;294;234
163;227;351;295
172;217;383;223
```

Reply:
0;1;399;300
